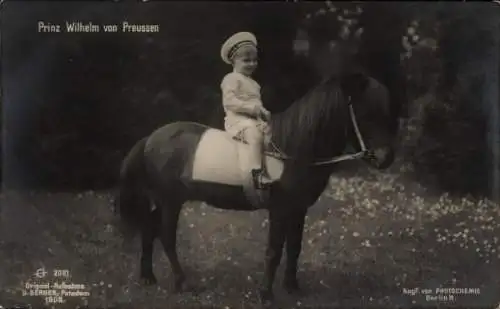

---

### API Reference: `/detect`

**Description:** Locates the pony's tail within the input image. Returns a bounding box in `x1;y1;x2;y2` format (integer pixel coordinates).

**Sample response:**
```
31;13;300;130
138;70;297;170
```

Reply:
114;137;151;238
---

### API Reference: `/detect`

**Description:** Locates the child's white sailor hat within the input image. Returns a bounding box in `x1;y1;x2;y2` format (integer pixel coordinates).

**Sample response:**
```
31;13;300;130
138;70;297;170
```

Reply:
220;32;258;64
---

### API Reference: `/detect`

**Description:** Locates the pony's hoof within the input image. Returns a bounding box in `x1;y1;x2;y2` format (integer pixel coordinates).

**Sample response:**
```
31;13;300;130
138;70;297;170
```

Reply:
174;276;187;293
259;289;274;307
139;274;157;286
283;279;301;295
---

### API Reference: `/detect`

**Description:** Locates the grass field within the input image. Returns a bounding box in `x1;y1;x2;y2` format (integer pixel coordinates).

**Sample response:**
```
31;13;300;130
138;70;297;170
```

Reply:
1;158;499;309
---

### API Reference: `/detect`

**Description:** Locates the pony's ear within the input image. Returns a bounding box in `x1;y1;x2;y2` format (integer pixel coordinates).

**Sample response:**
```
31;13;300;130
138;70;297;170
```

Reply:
343;27;362;55
341;72;369;99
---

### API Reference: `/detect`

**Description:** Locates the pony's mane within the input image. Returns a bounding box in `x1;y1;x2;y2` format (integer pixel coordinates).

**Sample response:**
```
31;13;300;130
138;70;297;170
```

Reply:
270;76;349;159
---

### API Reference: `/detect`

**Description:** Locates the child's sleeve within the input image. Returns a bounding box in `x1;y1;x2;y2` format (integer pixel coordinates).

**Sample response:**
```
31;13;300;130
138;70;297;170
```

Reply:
221;75;260;117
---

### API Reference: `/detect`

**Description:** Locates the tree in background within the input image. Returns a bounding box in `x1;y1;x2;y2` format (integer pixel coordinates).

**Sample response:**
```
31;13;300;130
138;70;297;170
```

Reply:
292;1;499;199
399;3;499;199
295;1;409;135
3;2;498;200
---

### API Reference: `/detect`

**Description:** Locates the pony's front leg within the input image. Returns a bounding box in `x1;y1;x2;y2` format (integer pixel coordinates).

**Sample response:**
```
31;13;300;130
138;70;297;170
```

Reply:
283;209;307;294
259;209;287;303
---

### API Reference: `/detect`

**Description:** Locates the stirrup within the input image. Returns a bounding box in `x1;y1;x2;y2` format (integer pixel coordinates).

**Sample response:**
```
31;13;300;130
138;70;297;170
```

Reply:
251;169;272;190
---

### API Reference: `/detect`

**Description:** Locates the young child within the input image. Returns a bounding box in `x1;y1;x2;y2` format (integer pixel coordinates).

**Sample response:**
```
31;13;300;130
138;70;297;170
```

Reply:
220;31;274;192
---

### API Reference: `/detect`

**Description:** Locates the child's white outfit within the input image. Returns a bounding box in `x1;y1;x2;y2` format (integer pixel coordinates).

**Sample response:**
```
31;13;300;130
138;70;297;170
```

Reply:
220;32;274;200
221;70;269;143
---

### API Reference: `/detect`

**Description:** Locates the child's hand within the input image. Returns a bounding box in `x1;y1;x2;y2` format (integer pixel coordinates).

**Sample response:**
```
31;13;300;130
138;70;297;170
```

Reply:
260;108;271;122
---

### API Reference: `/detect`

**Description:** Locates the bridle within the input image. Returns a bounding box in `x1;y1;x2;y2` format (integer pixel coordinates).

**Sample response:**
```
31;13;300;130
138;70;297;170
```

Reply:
266;96;370;166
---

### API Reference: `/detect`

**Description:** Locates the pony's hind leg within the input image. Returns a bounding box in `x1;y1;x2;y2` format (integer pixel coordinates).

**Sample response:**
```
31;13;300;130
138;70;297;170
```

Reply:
139;207;161;285
157;197;186;293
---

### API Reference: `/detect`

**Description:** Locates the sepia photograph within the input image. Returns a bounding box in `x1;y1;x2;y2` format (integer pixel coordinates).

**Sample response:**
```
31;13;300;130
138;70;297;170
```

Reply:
1;1;499;308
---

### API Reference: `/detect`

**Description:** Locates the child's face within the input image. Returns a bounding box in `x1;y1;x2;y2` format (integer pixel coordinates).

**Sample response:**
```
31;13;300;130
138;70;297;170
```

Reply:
232;46;258;76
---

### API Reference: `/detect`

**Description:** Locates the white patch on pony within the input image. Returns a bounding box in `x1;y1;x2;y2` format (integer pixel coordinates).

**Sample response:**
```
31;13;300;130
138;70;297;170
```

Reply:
191;129;284;186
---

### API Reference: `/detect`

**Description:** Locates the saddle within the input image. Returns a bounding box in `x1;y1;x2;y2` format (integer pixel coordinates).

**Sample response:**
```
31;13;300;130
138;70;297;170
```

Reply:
190;128;284;208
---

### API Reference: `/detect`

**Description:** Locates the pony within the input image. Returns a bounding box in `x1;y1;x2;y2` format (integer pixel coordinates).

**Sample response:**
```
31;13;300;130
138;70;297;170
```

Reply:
115;68;397;303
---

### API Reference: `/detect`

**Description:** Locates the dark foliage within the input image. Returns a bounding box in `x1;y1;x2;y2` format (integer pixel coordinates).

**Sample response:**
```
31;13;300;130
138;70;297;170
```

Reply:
411;4;500;199
1;2;498;200
1;2;306;189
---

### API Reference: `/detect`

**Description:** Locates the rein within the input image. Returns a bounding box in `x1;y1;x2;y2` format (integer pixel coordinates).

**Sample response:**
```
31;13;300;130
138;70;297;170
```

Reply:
266;96;369;166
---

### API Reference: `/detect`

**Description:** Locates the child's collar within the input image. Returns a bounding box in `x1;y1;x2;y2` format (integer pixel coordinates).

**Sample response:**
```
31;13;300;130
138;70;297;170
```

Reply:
233;69;252;78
